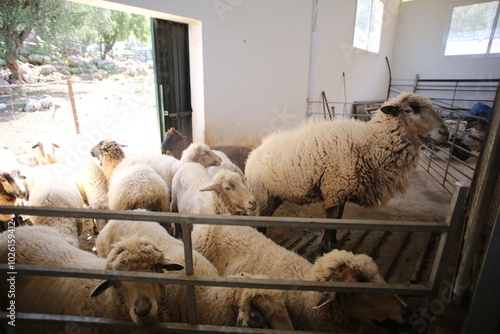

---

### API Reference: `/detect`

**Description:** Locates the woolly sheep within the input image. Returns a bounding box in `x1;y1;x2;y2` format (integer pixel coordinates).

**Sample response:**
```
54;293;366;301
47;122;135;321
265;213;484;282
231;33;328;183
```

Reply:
119;142;221;191
90;140;170;214
245;92;449;251
192;224;409;332
96;220;293;330
159;127;251;170
27;164;86;246
208;150;245;179
212;145;252;172
0;225;183;333
171;162;256;216
74;158;109;233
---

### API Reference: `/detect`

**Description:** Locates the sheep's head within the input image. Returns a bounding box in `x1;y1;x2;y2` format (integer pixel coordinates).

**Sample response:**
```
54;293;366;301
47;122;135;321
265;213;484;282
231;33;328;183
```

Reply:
0;170;27;199
200;170;256;215
312;250;409;332
161;127;188;159
181;143;221;167
90;236;183;326
90;140;125;165
235;273;294;330
379;92;449;146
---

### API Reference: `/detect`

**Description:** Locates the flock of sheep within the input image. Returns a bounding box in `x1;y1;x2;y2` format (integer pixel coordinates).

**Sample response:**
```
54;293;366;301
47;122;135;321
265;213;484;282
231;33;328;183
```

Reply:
0;92;450;333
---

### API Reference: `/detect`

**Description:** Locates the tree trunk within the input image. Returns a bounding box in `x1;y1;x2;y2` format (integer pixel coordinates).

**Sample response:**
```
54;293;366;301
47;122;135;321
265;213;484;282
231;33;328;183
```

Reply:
6;51;27;84
101;43;113;60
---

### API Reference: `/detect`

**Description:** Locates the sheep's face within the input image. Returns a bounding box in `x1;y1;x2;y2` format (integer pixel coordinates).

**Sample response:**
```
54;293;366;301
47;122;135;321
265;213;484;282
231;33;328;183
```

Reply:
235;273;294;330
313;251;409;332
161;127;188;158
91;236;183;326
194;147;222;167
201;171;256;214
90;140;125;164
0;171;27;199
380;93;449;146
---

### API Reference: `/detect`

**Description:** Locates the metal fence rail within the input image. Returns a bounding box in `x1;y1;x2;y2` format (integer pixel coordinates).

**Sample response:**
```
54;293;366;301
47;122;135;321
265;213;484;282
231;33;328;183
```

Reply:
390;76;498;194
0;183;468;333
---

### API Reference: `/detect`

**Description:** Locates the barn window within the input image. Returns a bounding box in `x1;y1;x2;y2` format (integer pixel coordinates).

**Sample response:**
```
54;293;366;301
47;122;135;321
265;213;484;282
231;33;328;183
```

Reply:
353;0;384;54
444;0;500;57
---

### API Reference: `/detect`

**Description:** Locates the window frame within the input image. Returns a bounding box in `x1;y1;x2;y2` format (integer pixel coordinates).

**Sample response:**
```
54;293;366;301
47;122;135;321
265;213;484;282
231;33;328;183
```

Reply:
442;0;500;58
352;0;385;55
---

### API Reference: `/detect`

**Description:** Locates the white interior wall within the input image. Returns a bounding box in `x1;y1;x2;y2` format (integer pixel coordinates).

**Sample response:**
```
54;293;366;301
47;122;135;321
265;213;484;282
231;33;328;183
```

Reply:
76;0;497;148
391;0;500;80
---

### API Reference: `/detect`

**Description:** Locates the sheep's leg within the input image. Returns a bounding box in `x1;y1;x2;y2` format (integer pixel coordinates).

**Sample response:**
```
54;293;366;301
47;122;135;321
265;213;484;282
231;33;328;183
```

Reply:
320;204;346;253
257;197;283;235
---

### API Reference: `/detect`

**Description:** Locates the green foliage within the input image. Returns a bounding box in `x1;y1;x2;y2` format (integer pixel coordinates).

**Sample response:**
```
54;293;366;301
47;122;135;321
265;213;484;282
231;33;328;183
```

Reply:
69;67;80;75
29;43;52;56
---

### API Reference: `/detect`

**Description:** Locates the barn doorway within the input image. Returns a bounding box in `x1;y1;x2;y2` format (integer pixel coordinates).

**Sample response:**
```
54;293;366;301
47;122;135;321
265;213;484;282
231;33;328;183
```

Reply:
152;19;193;145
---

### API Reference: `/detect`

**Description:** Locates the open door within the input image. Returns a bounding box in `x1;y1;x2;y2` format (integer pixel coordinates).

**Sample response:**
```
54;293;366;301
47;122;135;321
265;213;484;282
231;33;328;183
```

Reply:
151;19;193;144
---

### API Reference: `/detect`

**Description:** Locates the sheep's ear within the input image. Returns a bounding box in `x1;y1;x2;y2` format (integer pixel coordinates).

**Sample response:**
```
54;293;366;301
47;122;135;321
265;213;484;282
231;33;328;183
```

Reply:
200;184;219;192
32;142;41;149
312;292;336;310
380;105;400;116
52;143;60;148
90;280;114;297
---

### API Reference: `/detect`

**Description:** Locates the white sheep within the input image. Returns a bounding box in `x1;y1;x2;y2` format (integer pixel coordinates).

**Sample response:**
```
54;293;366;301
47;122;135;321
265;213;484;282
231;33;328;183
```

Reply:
171;162;256;216
121;142;222;189
245;92;449;251
90;140;170;214
96;220;294;330
26;164;86;246
0;225;183;333
192;224;409;332
74;158;109;233
208;149;245;179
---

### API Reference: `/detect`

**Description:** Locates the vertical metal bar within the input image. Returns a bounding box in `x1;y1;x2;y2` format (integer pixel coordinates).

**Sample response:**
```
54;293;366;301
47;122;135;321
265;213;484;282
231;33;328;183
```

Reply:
306;0;318;117
181;222;197;324
427;183;468;302
413;73;420;93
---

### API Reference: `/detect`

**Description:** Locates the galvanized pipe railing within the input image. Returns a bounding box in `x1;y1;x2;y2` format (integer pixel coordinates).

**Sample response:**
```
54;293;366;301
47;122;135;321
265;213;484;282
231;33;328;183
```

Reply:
0;182;468;333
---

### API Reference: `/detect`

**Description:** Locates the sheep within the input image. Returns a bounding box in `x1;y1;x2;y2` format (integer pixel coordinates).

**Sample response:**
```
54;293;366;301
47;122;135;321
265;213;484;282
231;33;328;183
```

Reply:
191;224;409;332
119;142;221;190
26;164;86;246
74;158;109;233
208;149;245;179
96;220;294;330
0;170;27;224
171;162;256;216
161;127;188;158
159;127;251;171
212;145;252;172
245;92;449;252
0;225;184;333
90;140;170;214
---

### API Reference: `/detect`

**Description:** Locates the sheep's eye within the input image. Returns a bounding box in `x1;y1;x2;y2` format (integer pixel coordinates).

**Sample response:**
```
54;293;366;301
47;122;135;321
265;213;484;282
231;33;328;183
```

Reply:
224;187;232;191
19;176;26;180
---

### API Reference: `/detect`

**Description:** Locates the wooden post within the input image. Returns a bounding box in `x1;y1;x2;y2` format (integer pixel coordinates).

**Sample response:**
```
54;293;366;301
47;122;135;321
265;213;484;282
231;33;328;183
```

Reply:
67;79;80;134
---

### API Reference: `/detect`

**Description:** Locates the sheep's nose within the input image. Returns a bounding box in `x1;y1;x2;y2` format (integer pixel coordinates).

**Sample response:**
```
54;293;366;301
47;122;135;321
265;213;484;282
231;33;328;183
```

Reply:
134;295;152;317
